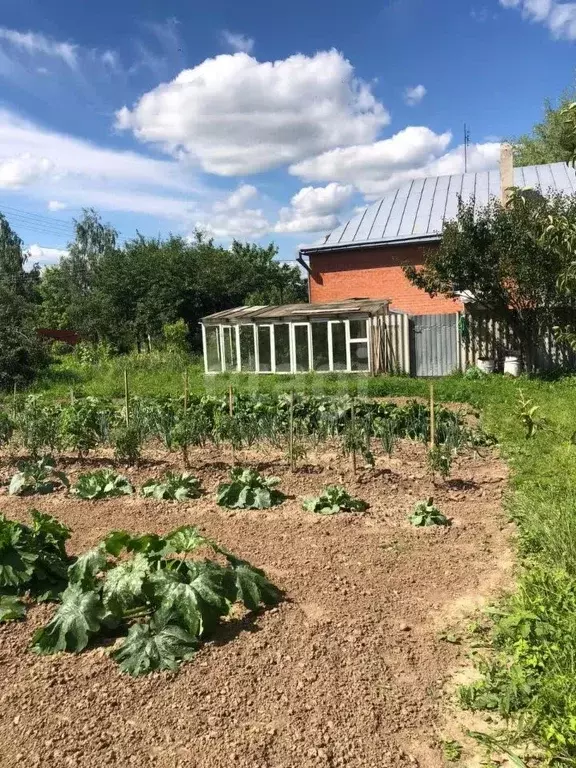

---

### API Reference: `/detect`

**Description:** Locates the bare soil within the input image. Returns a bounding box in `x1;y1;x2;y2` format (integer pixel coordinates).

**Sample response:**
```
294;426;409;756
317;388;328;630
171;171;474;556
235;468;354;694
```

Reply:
0;441;512;768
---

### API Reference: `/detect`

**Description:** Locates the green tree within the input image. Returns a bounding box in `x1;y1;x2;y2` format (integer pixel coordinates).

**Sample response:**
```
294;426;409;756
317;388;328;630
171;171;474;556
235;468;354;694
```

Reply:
512;89;576;166
0;213;47;387
403;192;576;371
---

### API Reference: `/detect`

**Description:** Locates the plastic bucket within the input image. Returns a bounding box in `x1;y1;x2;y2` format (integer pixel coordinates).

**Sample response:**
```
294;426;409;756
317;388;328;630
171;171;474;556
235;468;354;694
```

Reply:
476;358;495;374
504;355;521;377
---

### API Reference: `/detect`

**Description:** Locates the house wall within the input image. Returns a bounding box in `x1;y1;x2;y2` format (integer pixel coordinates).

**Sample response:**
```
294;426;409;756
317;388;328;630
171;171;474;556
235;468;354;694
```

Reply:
308;243;462;315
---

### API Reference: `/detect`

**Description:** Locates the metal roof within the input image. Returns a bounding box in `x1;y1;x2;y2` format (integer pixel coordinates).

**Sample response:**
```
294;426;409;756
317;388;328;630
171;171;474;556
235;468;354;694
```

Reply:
301;161;576;254
202;298;389;324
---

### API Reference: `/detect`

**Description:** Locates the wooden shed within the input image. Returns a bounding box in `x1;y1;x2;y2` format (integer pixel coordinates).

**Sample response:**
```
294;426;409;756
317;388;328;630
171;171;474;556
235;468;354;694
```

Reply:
201;299;390;375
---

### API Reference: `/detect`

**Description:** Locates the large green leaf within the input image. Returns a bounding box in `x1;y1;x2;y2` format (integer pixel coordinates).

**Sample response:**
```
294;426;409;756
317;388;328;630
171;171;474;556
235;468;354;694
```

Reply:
103;553;150;614
111;619;197;676
30;510;71;550
228;560;281;611
68;547;108;590
162;525;207;555
101;530;132;556
0;520;37;588
31;585;104;654
0;595;26;622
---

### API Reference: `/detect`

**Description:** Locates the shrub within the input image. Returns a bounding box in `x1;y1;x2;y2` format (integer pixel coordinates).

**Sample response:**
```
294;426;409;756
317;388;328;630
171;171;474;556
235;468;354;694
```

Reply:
0;510;73;618
216;468;284;509
9;456;69;496
112;425;142;465
302;485;368;515
31;523;281;675
141;472;203;501
72;469;133;500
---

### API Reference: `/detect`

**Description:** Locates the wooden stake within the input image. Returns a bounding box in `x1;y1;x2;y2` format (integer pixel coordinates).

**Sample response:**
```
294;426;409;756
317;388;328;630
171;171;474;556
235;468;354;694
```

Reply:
351;398;357;475
289;389;295;472
12;382;17;419
70;388;75;406
182;369;189;468
228;384;234;416
124;369;130;427
429;382;435;449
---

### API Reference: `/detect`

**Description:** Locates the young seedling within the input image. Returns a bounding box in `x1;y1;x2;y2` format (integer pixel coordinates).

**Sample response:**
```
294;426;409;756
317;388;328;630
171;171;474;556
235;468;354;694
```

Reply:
216;468;284;509
72;469;134;500
9;456;69;496
141;472;203;501
408;498;450;527
302;485;369;515
427;444;453;481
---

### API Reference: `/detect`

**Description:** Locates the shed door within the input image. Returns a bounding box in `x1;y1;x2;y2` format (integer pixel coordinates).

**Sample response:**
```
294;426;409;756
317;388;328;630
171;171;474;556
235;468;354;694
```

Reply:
411;314;459;377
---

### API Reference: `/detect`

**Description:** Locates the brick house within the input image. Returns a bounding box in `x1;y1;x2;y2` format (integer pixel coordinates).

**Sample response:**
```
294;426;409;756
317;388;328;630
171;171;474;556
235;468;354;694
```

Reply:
299;150;576;316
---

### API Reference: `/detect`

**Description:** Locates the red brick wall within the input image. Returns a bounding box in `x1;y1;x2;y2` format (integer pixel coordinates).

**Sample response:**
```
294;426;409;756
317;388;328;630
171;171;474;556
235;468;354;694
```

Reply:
308;243;462;315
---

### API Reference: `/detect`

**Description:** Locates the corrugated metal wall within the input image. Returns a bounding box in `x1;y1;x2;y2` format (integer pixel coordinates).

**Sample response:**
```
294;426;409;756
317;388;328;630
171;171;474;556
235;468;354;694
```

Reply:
411;314;460;377
384;312;411;374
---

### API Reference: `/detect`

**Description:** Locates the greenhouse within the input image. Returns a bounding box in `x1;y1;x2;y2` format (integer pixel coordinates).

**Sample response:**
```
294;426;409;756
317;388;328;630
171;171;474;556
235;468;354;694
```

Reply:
201;299;390;375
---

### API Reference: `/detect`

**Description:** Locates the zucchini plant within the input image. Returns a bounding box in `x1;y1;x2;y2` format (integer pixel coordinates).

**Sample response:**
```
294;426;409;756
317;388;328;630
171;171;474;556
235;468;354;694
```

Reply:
72;469;134;500
217;468;285;509
9;456;69;496
408;498;450;527
59;398;104;457
0;510;73;618
31;524;281;675
302;485;369;515
141;472;203;501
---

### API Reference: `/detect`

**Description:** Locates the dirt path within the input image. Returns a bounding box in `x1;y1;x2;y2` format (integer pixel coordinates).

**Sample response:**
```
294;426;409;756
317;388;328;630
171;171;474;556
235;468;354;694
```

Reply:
0;443;512;768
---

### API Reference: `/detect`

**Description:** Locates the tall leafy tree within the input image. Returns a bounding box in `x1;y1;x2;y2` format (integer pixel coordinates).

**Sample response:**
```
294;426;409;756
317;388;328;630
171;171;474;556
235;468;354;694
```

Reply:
0;213;46;387
512;89;576;166
403;192;576;371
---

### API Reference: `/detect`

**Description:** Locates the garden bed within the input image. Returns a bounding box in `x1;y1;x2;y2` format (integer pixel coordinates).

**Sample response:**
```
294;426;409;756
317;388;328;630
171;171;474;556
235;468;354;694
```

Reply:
0;440;512;768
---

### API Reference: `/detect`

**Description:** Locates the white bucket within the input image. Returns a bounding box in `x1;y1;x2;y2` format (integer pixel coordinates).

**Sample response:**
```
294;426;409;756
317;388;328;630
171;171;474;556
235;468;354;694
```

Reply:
504;355;521;377
476;358;495;374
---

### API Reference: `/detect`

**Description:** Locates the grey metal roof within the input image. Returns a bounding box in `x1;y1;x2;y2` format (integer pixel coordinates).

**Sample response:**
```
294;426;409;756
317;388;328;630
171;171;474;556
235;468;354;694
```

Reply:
202;298;389;324
301;162;576;254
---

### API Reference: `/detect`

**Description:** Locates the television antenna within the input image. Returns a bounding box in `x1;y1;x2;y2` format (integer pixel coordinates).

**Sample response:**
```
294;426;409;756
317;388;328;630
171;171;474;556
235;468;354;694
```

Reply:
464;124;471;173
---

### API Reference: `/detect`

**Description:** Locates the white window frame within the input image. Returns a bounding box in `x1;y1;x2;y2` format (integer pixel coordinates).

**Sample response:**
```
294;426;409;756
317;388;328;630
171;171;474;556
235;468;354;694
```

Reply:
202;324;223;374
346;317;371;373
328;320;347;372
220;325;239;372
255;324;275;373
272;322;292;374
238;324;257;372
291;322;312;373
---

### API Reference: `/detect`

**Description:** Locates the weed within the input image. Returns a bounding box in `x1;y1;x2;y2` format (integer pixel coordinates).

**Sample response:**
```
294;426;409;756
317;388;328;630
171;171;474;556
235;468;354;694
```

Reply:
408;498;450;527
441;740;463;762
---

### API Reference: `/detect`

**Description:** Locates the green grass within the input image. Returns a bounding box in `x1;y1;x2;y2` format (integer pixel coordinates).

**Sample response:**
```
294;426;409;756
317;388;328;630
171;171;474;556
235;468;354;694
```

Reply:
22;352;576;761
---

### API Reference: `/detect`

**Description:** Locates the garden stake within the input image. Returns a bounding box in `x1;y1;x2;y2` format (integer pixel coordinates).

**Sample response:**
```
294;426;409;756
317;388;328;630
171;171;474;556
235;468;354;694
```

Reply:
289;390;295;472
229;384;235;464
12;382;17;419
124;369;130;427
182;369;189;468
429;383;435;449
70;388;75;406
351;398;357;475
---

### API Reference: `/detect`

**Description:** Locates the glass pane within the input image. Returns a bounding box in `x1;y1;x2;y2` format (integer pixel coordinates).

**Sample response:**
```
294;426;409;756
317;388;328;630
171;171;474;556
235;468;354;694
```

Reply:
312;322;330;371
294;325;310;372
350;341;369;371
274;324;291;372
349;319;368;340
257;326;272;372
222;326;237;371
239;326;256;371
205;326;221;372
331;322;347;371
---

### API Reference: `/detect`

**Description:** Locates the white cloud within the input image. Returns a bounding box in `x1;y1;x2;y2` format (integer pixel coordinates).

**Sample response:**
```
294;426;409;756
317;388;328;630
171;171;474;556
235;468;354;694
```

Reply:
221;30;254;53
290;127;500;199
0;107;213;221
499;0;576;39
290;126;452;190
403;84;426;106
47;200;67;211
196;184;270;239
116;49;390;176
275;183;355;233
0;28;78;67
27;243;68;266
0;153;54;188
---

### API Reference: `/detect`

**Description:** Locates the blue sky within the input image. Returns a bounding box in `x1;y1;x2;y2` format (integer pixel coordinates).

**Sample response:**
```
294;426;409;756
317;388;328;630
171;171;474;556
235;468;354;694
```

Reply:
0;0;574;265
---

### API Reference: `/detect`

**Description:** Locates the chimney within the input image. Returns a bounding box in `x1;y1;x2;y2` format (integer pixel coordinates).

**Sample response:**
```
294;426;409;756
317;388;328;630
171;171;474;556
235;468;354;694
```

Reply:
500;143;514;206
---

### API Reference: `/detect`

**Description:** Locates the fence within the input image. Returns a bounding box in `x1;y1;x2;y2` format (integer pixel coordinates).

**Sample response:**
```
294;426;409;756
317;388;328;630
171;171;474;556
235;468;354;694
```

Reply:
383;309;576;376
